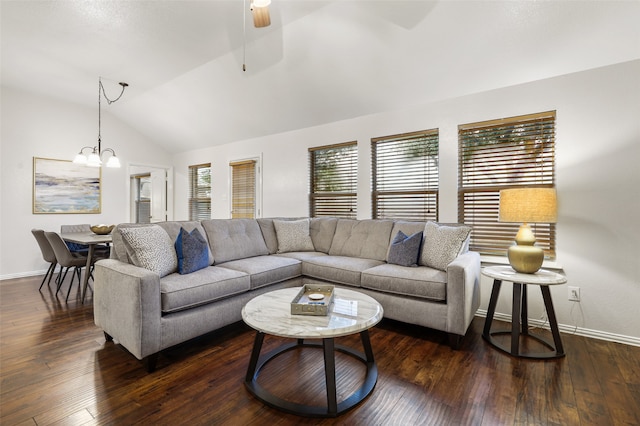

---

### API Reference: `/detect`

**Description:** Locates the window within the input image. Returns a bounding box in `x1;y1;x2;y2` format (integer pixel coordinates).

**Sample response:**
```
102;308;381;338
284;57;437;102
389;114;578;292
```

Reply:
372;129;439;221
188;163;211;220
230;160;257;218
458;111;556;257
309;142;357;218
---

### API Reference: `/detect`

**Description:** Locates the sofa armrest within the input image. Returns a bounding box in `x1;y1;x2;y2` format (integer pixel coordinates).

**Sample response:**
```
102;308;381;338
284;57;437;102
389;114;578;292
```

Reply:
94;259;162;360
445;251;481;336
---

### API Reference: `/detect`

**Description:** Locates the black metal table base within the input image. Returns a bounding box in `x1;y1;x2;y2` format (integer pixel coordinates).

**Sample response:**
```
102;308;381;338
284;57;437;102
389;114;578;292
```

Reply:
483;279;565;359
244;330;377;417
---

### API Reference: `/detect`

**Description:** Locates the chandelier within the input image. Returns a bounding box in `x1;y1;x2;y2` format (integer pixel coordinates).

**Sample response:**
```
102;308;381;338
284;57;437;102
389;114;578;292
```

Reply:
73;77;128;168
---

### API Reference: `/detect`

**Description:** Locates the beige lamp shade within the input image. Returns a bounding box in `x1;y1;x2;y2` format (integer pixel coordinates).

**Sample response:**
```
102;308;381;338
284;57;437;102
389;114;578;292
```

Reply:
499;188;557;224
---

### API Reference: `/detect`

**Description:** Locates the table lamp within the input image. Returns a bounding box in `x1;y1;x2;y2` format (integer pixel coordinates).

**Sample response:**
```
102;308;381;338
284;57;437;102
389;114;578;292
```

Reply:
499;188;557;273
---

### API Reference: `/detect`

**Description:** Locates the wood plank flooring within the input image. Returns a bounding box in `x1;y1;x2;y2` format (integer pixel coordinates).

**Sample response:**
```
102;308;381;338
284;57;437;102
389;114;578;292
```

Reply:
1;275;639;425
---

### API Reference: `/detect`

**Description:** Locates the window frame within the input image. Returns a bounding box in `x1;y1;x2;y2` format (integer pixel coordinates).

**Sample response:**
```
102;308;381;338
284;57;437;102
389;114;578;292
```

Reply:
188;163;211;221
309;141;358;218
458;111;557;258
371;129;439;221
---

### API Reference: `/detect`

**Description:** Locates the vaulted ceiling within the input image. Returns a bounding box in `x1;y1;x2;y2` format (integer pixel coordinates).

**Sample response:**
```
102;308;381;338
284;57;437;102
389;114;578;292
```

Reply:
2;1;639;153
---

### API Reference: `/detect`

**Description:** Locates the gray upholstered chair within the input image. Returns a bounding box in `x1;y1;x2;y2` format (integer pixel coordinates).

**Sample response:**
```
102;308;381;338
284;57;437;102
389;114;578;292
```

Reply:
44;231;89;302
31;229;58;290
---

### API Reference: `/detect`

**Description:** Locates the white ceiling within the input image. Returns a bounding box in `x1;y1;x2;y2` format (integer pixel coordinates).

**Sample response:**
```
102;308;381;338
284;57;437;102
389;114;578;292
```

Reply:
2;0;639;154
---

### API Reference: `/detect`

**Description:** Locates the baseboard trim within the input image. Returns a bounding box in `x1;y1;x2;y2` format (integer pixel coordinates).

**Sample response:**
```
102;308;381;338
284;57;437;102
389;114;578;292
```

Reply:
476;309;640;347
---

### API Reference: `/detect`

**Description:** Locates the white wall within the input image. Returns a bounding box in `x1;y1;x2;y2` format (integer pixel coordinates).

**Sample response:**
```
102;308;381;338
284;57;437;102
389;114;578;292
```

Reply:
0;87;172;278
172;60;640;343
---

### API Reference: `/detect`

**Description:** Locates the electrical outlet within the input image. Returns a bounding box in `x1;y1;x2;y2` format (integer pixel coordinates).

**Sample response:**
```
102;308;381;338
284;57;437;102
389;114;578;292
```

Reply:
568;286;580;302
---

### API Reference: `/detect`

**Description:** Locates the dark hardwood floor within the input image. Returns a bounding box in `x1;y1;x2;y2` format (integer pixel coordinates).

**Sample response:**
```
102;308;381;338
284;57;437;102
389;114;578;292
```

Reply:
1;275;639;425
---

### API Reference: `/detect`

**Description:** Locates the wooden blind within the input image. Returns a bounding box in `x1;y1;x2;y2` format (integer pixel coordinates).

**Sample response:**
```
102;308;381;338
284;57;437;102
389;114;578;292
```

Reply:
458;111;556;257
188;163;211;221
309;142;357;218
372;129;439;221
231;160;256;219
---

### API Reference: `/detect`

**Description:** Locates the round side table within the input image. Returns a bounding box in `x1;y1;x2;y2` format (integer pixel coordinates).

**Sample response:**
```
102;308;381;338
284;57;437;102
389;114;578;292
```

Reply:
482;265;567;359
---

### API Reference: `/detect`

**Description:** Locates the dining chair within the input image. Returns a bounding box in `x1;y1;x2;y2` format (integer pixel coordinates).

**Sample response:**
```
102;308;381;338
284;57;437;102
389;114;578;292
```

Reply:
31;229;58;290
44;231;90;302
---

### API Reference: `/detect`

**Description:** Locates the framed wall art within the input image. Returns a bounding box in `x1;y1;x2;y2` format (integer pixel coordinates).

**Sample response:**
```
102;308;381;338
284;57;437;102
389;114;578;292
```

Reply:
33;157;102;214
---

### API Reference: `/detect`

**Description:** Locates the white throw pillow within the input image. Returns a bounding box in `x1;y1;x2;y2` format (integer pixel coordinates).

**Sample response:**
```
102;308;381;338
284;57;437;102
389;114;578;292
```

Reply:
273;219;315;253
120;225;178;277
420;222;471;271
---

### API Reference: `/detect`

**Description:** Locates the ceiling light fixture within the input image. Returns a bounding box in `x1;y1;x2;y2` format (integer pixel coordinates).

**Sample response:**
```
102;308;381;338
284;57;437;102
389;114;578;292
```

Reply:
251;0;271;28
73;77;128;168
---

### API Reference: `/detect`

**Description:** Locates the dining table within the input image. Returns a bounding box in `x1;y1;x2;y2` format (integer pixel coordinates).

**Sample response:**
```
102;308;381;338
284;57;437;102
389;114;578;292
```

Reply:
60;231;112;303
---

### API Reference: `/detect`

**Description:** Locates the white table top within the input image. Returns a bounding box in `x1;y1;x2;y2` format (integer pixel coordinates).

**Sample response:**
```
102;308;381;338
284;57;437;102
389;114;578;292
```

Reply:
242;287;384;339
482;265;567;286
60;231;112;245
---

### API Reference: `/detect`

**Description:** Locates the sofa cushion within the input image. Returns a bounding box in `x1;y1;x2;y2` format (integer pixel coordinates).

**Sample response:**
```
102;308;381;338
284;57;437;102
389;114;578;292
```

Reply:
302;255;384;287
160;267;250;313
329;219;394;261
158;221;214;265
387;231;422;267
217;255;301;290
420;222;472;271
274;251;328;261
119;225;177;278
309;217;338;253
361;264;447;302
112;223;153;263
257;217;304;254
273;218;315;253
175;227;210;275
202;219;269;264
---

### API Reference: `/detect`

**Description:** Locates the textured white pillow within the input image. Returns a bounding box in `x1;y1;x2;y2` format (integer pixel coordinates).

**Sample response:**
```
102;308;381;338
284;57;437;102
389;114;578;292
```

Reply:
273;219;315;253
120;225;177;277
420;222;471;271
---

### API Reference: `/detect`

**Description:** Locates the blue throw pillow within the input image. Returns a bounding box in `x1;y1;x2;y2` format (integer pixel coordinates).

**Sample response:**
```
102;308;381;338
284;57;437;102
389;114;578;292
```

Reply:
175;227;210;275
387;230;422;267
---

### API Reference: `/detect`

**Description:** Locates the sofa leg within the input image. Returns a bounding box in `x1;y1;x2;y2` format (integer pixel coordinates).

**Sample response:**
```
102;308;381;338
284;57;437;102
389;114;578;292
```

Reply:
448;333;463;349
104;331;114;342
144;354;159;373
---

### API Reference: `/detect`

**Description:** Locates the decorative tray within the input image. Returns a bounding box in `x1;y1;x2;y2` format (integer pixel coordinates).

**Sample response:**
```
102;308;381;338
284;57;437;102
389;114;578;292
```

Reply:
291;284;335;316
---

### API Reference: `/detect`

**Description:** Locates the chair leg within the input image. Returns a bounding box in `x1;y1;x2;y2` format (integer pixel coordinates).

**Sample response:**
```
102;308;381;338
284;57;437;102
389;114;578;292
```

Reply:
39;263;56;291
56;267;71;293
66;267;81;302
47;262;58;287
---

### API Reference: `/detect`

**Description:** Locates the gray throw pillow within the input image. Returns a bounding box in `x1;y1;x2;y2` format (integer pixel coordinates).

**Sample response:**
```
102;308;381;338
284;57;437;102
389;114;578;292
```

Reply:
387;230;422;267
273;219;315;253
120;225;177;277
420;222;471;271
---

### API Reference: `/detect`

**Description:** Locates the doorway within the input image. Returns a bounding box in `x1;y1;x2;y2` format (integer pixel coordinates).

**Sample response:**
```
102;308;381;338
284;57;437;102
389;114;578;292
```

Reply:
128;164;173;223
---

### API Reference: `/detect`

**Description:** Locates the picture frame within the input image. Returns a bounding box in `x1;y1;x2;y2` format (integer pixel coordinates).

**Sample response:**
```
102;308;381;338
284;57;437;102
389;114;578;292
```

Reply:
33;157;102;214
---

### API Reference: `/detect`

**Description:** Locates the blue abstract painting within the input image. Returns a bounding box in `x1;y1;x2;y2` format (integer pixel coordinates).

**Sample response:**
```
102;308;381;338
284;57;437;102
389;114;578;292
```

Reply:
33;157;101;214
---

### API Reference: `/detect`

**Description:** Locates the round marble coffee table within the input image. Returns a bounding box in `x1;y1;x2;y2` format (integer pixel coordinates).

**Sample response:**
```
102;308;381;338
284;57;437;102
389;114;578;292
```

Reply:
242;286;383;418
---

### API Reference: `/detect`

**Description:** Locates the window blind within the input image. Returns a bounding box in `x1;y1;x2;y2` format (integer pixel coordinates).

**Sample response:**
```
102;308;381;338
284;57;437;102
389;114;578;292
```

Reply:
188;163;211;221
458;111;556;257
372;129;439;221
309;142;357;218
231;160;256;219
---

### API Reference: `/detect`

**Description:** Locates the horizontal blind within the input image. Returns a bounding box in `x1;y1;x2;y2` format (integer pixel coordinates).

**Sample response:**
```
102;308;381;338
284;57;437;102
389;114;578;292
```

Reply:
231;160;256;219
458;111;556;257
188;163;211;221
309;142;357;218
372;129;439;221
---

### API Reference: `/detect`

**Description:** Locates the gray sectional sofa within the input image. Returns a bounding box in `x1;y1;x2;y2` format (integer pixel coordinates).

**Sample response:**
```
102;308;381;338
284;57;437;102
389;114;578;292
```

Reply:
94;217;481;371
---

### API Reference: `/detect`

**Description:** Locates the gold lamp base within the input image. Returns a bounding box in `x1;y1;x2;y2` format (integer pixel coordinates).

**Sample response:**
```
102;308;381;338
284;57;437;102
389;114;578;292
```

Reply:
507;223;544;274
